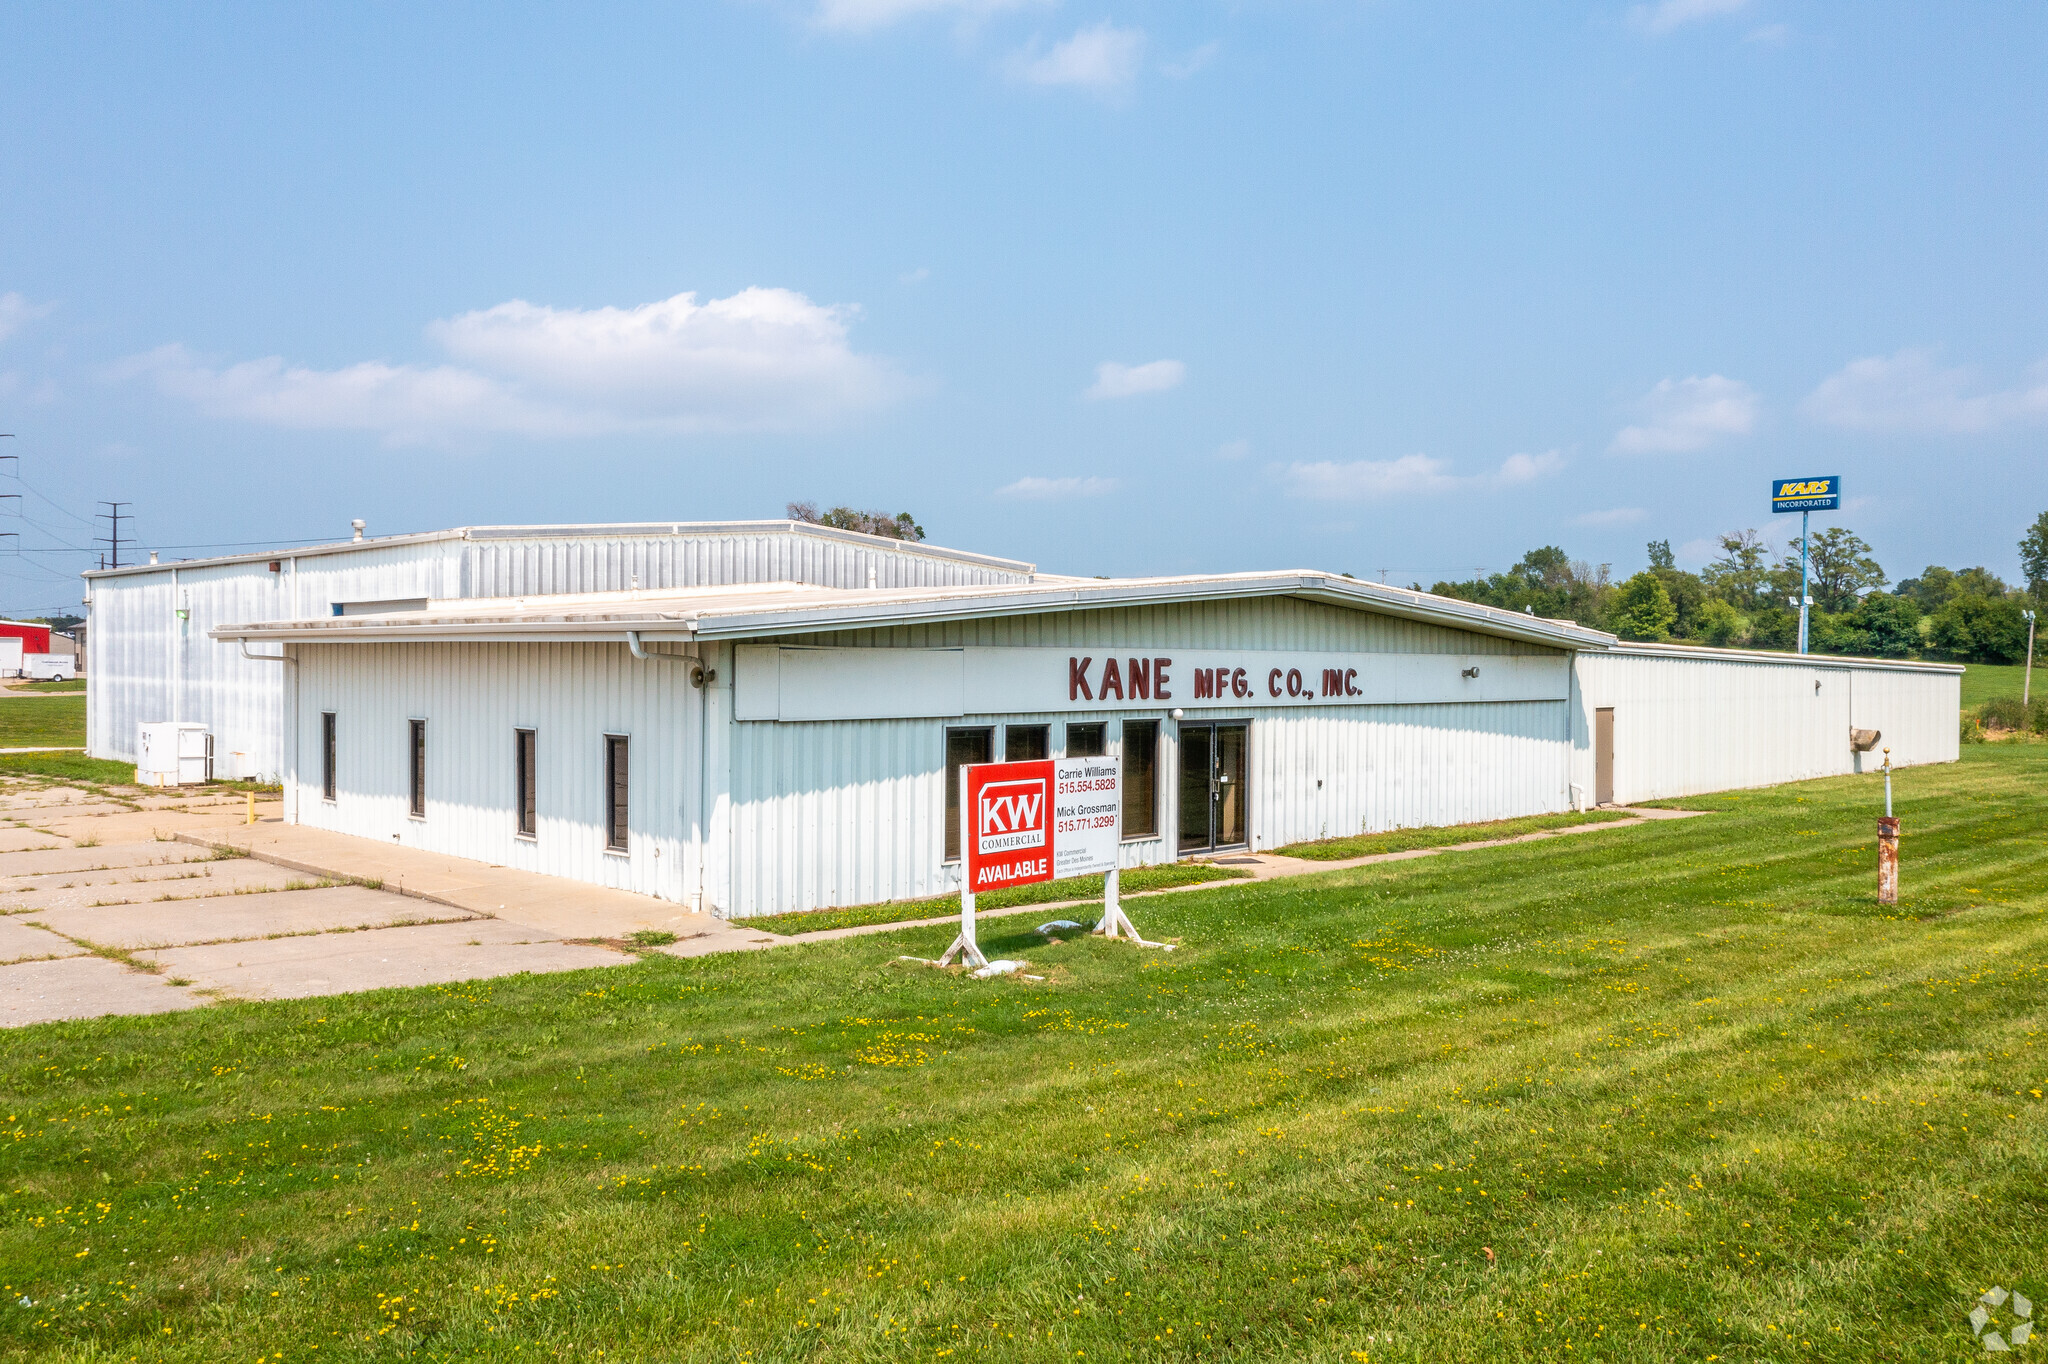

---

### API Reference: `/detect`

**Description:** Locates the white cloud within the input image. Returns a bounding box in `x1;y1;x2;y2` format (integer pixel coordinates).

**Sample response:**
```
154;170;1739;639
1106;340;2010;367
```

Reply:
1610;375;1758;453
898;266;931;285
121;287;908;445
1575;506;1648;527
813;0;1040;32
1011;22;1146;92
1216;438;1251;461
1086;358;1184;399
997;475;1119;499
1283;451;1560;501
1629;0;1752;35
1800;348;2048;434
1161;41;1219;79
1497;450;1565;484
0;293;55;345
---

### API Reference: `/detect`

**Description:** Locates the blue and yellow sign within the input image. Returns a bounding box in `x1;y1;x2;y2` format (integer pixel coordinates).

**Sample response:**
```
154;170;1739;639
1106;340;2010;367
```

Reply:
1771;476;1840;513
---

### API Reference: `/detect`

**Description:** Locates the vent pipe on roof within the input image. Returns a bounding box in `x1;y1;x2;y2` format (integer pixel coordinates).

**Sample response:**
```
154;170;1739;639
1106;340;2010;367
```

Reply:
351;519;366;542
148;551;159;565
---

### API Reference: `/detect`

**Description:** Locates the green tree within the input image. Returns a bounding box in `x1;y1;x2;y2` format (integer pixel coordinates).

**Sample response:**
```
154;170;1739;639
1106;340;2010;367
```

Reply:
1646;539;1675;570
1609;571;1678;642
1431;547;1613;627
1847;593;1921;658
1784;528;1887;613
1748;606;1797;651
786;501;926;542
1649;567;1707;637
1696;597;1744;647
2019;510;2048;603
1929;593;2030;664
1703;530;1771;612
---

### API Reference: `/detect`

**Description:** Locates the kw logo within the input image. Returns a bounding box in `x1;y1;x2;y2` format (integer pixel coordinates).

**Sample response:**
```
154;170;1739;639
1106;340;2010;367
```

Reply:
977;779;1047;855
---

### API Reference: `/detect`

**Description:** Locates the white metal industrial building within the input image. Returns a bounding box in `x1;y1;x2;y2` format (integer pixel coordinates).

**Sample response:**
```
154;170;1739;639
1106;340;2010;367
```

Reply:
82;521;1961;918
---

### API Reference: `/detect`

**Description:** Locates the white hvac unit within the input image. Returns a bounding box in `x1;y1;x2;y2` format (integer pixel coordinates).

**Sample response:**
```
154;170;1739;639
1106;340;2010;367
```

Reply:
138;722;213;787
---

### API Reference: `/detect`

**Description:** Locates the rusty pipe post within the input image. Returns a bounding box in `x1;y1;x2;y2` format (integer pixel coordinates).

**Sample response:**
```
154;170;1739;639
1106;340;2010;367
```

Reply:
1877;747;1898;905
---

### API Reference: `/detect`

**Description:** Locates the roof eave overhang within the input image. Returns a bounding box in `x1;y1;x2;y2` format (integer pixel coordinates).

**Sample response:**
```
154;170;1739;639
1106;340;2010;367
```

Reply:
1604;640;1966;673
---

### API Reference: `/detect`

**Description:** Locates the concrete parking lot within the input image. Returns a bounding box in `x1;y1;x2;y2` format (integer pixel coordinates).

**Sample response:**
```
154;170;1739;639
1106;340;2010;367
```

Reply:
0;774;765;1028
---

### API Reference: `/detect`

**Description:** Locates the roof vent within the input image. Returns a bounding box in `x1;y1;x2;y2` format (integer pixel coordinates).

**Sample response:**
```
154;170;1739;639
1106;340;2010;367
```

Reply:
148;551;159;565
351;519;366;542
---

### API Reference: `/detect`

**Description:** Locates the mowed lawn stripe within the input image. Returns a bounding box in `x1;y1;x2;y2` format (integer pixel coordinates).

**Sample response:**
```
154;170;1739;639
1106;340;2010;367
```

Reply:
0;747;2043;1362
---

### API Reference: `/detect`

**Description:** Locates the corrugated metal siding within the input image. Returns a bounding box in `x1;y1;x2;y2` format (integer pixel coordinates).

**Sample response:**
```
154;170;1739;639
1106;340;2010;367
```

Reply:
85;541;461;774
85;527;1027;773
1848;666;1961;771
781;596;1557;654
1250;702;1568;848
1573;652;1959;804
463;531;1028;597
723;699;1569;918
295;642;701;903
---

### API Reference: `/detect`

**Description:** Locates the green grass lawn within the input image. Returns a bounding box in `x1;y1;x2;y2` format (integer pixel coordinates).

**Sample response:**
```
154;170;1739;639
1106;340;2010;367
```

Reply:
0;695;84;748
1274;808;1636;861
3;748;2046;1362
1960;661;2038;710
747;863;1251;936
4;679;85;693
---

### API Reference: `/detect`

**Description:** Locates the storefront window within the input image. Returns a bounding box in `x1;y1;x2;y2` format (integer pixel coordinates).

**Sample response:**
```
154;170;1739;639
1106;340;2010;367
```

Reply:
1121;719;1159;839
944;726;993;862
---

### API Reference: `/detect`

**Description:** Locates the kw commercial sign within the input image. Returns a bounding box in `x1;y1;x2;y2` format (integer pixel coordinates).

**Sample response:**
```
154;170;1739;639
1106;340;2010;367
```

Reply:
1771;476;1841;513
964;757;1120;893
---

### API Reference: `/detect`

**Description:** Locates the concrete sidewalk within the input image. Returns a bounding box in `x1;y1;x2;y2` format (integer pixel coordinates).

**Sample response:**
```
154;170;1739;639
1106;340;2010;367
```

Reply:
177;821;785;957
767;807;1706;943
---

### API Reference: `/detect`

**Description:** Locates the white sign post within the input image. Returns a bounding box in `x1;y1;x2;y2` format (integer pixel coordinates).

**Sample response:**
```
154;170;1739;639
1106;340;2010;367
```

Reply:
938;754;1169;968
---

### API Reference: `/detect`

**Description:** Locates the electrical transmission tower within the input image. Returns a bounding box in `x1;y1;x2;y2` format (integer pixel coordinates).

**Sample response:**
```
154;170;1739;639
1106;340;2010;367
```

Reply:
96;502;130;569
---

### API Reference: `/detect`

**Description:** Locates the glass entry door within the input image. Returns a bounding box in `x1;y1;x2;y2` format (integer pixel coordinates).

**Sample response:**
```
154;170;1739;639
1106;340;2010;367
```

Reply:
1178;721;1249;854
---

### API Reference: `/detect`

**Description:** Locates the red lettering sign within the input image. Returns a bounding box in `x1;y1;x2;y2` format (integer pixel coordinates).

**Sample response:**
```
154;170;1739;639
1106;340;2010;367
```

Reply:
1069;657;1093;701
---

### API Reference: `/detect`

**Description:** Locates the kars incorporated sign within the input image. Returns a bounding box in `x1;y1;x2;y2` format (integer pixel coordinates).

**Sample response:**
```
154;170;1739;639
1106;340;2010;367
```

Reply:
964;758;1120;893
1771;475;1840;513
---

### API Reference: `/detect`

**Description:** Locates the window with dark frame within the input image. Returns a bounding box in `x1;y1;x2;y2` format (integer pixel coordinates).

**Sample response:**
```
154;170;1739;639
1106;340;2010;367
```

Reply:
1005;723;1050;761
515;729;537;838
407;719;426;819
321;712;337;802
943;726;993;862
604;734;630;852
1120;719;1159;839
1064;721;1107;758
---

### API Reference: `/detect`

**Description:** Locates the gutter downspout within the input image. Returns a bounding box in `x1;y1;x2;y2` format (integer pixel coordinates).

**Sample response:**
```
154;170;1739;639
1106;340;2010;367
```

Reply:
626;631;691;664
625;630;706;910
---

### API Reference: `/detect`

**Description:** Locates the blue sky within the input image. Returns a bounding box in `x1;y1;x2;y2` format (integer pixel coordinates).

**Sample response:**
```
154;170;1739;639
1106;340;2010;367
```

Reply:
3;1;2045;614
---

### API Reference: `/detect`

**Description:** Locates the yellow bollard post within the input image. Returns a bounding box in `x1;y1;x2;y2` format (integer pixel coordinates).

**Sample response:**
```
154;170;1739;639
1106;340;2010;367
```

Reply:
246;790;256;826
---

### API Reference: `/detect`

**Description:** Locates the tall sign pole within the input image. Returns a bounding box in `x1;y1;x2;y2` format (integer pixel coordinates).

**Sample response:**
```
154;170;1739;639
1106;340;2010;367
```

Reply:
1771;476;1839;655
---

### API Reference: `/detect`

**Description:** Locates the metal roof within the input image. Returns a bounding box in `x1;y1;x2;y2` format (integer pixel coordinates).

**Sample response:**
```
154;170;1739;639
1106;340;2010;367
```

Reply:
1606;640;1964;674
81;520;1035;580
211;571;1620;651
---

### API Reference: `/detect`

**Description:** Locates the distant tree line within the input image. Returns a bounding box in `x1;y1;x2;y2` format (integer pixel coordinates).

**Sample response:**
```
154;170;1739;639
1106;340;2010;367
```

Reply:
1428;510;2048;665
786;501;925;542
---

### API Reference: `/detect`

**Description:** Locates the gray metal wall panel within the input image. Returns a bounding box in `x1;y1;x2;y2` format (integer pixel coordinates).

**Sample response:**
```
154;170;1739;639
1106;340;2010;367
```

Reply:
294;642;701;903
464;531;1027;598
1572;652;1958;804
780;596;1558;655
85;541;462;774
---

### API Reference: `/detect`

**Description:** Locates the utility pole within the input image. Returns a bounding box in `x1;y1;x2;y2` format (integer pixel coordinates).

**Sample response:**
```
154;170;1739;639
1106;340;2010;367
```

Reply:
2025;609;2037;709
96;502;130;569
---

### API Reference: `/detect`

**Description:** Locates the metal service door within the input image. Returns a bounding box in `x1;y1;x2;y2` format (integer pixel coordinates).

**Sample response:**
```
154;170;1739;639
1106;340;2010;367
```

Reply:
1177;721;1250;854
1594;707;1615;806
